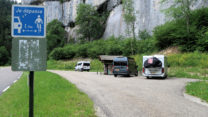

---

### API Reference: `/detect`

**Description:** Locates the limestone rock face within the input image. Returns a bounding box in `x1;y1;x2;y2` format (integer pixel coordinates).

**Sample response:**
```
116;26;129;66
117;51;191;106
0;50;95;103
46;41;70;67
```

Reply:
107;0;121;11
44;0;82;26
103;0;208;38
103;5;126;39
21;0;36;5
85;0;107;7
21;0;208;40
43;1;62;25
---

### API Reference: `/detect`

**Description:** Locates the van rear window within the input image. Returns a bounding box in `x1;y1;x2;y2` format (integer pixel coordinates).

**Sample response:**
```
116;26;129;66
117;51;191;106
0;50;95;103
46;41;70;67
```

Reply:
114;62;127;66
84;63;90;66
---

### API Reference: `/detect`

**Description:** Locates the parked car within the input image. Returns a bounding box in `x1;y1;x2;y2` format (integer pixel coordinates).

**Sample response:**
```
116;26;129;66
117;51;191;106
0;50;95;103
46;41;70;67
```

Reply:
75;61;90;72
142;55;168;79
113;57;138;77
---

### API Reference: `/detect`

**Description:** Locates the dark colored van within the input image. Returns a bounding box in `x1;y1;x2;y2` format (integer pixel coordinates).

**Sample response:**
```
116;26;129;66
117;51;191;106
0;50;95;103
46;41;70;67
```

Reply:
113;57;138;77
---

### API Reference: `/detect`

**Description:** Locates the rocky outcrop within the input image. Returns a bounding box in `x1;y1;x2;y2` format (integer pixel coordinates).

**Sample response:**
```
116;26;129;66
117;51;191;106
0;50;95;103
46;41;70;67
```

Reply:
21;0;36;5
104;0;208;38
43;0;82;26
107;0;121;11
21;0;208;40
85;0;106;7
103;5;126;38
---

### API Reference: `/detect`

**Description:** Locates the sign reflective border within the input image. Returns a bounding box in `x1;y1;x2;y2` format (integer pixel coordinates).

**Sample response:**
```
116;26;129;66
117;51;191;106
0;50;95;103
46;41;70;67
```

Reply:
12;5;46;38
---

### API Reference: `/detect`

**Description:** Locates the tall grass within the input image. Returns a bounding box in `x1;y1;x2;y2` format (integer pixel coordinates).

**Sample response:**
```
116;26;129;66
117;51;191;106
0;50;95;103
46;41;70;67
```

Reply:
167;52;208;68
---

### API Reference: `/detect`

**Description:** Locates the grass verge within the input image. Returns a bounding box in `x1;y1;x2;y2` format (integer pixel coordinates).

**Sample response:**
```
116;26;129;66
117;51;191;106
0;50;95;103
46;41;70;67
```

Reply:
47;59;103;72
186;81;208;103
0;72;96;117
168;67;208;80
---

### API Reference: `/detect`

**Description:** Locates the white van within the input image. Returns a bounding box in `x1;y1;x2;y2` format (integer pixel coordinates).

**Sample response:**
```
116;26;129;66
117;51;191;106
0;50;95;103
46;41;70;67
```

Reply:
75;61;90;72
142;55;168;78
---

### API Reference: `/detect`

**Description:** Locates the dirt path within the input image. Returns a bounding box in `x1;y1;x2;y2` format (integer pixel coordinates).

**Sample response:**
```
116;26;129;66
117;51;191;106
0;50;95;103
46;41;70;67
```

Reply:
50;71;208;117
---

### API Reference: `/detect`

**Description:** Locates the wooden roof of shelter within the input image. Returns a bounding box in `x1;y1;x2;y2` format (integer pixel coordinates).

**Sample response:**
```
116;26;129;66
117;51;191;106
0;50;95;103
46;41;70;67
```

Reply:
99;55;123;61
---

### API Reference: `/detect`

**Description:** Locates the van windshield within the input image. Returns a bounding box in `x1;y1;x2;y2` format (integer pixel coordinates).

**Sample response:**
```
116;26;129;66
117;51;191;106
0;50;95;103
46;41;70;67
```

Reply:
114;61;127;66
83;63;90;66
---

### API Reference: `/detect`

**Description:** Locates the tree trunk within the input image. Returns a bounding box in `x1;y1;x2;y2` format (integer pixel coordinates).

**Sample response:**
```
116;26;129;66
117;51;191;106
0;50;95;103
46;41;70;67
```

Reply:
132;22;136;41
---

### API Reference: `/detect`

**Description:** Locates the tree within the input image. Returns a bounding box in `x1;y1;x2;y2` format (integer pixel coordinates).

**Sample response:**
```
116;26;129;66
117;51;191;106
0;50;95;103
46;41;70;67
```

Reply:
46;20;66;55
76;4;106;42
161;0;204;34
0;0;14;65
0;46;9;65
122;0;136;55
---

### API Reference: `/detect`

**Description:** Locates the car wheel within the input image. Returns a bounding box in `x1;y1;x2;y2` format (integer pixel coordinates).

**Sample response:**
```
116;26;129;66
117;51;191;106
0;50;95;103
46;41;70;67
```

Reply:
114;75;117;77
135;73;138;76
163;75;167;79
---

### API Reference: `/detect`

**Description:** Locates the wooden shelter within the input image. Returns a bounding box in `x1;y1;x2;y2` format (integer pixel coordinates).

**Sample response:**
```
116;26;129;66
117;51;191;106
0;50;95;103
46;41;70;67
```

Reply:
99;55;122;75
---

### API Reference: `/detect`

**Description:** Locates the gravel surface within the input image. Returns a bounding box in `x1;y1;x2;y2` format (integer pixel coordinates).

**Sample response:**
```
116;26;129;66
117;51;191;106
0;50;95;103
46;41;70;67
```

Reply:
50;71;208;117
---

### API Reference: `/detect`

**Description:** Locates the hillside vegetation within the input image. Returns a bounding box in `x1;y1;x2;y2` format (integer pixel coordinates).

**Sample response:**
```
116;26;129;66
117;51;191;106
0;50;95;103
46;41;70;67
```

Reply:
48;7;208;61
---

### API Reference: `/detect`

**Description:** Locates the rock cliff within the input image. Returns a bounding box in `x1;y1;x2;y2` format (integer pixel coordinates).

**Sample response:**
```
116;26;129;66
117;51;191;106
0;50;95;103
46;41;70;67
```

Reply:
21;0;208;40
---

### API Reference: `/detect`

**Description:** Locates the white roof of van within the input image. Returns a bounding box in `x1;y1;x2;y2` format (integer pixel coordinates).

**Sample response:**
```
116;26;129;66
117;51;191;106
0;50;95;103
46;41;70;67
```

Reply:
77;61;90;63
143;55;165;58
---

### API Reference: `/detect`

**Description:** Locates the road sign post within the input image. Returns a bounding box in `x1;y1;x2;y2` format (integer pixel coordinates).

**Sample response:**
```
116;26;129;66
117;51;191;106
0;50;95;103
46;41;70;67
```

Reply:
29;71;34;117
11;5;46;117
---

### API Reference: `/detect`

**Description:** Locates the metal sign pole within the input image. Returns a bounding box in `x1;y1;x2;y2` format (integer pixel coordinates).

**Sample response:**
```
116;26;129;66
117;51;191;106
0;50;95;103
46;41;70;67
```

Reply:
29;71;34;117
11;5;46;117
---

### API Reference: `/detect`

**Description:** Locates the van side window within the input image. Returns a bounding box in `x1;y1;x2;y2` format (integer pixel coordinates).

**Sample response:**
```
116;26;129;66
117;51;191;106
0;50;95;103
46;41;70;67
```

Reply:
78;63;82;65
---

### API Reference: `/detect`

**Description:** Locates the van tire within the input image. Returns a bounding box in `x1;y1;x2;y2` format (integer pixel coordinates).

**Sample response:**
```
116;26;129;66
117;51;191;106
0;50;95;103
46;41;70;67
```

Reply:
135;73;138;76
146;76;150;79
114;75;117;77
81;69;83;72
163;75;167;79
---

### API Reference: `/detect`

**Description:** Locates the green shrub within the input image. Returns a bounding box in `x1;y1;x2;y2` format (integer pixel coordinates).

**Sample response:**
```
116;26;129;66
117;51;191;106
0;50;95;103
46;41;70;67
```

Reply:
121;38;135;56
75;43;89;58
87;40;106;58
90;59;104;72
49;48;66;60
196;29;208;52
49;36;160;60
133;54;143;71
46;20;66;55
153;7;208;52
137;38;157;54
63;45;76;59
105;37;123;55
76;4;107;41
49;46;75;60
138;30;151;40
153;21;178;50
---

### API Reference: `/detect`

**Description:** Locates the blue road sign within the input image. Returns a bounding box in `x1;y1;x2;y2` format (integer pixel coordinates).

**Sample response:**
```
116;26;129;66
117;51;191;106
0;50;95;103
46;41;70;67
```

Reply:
12;5;46;38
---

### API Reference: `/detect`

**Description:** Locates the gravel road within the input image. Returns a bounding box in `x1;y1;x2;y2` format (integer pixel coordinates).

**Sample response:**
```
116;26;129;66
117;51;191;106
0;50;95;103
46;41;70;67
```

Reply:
0;67;22;95
50;71;208;117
